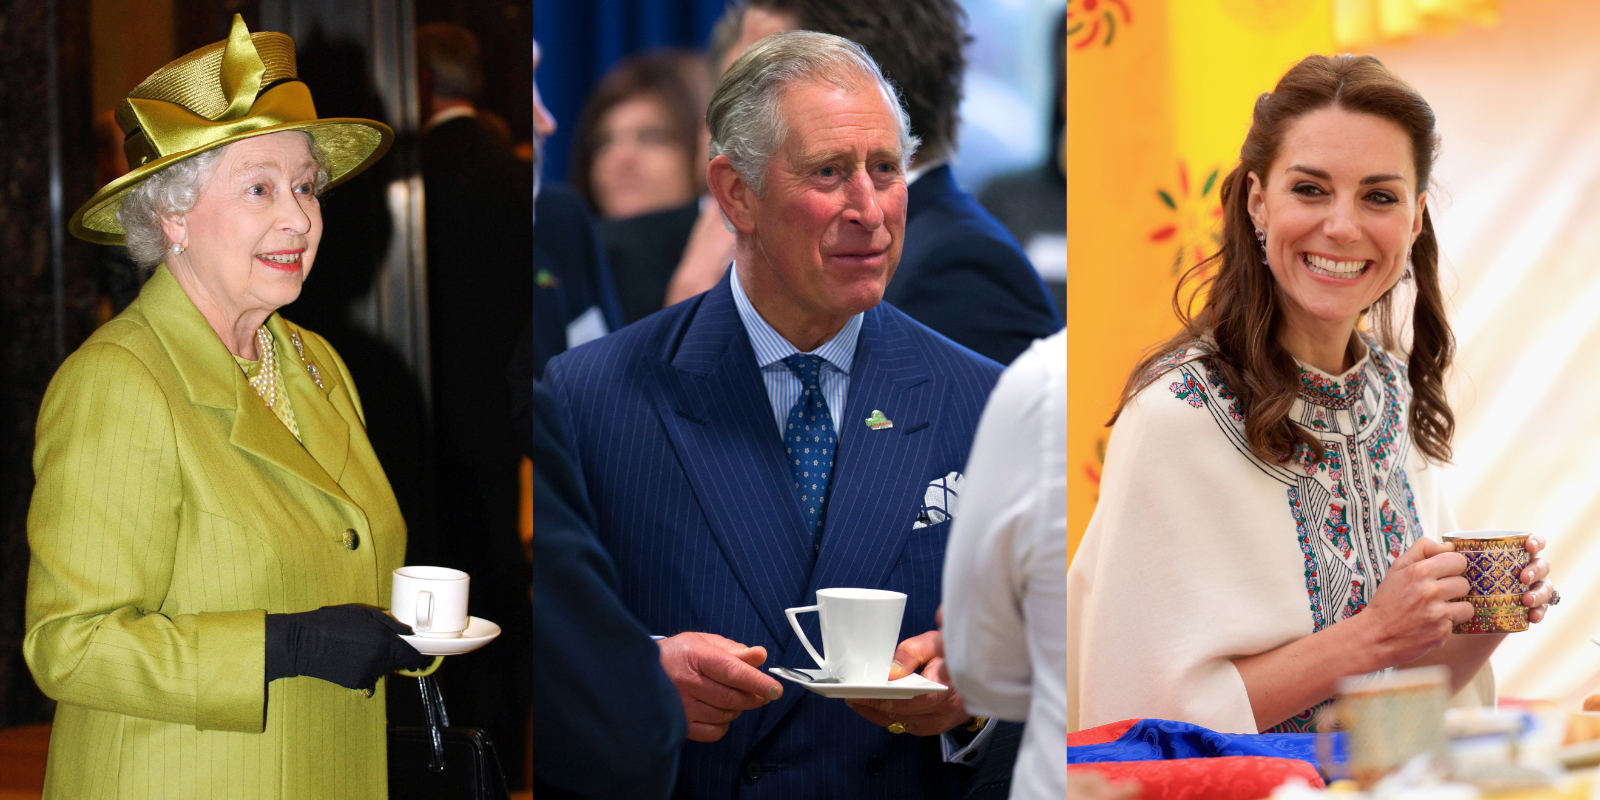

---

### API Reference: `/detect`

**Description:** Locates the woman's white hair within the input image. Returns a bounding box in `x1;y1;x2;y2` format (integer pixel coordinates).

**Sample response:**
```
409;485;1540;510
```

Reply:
117;131;331;272
707;30;919;196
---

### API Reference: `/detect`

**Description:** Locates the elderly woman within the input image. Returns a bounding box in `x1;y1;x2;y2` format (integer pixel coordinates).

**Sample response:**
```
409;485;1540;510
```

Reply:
1067;54;1558;734
25;17;428;799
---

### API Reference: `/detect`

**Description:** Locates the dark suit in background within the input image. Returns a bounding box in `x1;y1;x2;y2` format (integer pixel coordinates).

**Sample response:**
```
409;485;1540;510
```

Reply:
885;165;1062;366
544;275;1019;800
601;200;699;325
504;362;685;798
531;182;626;379
421;113;535;780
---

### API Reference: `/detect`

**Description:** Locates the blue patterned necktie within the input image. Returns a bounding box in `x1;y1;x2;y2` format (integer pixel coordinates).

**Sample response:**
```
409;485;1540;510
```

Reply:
782;354;836;550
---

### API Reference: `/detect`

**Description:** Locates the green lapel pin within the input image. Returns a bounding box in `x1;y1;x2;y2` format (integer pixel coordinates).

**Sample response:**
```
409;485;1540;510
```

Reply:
865;410;893;431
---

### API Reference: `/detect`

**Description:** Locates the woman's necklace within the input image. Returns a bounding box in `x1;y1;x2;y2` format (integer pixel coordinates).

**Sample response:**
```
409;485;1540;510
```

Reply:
247;326;278;408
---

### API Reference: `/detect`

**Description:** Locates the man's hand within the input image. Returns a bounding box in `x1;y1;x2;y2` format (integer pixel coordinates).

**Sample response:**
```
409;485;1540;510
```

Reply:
845;630;970;736
658;632;784;742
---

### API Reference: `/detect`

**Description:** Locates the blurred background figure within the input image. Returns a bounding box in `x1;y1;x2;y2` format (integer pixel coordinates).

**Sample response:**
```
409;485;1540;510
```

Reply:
573;50;712;324
415;20;537;787
527;39;626;380
977;10;1065;320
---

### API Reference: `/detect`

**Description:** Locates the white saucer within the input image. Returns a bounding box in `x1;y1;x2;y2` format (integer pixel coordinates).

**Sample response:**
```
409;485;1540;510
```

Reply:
399;616;501;656
769;667;950;700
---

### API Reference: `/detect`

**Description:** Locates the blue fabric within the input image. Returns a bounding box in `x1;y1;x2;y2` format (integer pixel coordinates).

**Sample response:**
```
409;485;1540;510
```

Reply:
730;265;859;434
531;0;726;186
1067;720;1346;769
781;354;836;547
543;274;1014;799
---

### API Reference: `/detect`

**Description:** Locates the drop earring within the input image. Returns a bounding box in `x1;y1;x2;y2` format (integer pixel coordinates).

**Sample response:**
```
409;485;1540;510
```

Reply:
1402;249;1413;282
1255;228;1268;265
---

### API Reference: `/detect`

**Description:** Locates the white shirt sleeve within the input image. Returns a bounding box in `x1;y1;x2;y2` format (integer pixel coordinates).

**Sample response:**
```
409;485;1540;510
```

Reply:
942;332;1066;798
942;334;1059;720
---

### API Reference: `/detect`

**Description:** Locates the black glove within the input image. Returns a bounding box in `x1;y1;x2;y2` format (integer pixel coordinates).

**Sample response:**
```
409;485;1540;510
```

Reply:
265;604;431;690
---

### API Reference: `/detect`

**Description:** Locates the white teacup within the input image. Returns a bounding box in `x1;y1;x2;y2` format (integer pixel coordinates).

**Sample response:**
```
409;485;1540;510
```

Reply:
785;588;906;684
391;566;470;638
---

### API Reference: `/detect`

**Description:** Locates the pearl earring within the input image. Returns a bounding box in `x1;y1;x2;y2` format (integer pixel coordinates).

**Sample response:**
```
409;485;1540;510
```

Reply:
171;243;185;256
1255;228;1268;265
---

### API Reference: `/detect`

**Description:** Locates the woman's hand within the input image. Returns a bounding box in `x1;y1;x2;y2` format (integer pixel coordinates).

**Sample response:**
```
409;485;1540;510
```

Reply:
265;604;432;692
1520;535;1556;623
1358;538;1474;666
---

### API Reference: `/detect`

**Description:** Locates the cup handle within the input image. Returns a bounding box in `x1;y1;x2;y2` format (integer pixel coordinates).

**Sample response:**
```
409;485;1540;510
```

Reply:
415;590;433;633
785;605;826;672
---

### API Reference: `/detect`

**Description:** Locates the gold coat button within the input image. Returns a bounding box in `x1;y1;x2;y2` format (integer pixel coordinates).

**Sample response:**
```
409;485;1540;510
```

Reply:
341;529;360;550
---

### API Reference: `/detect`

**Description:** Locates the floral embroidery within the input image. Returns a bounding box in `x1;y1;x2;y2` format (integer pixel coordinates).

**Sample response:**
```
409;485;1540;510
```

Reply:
1201;360;1245;421
1287;486;1327;632
1298;365;1365;410
1267;698;1336;733
1322;502;1352;559
1136;346;1194;395
1171;336;1422;640
1343;575;1368;620
1169;374;1207;408
1380;499;1407;559
1310;405;1331;431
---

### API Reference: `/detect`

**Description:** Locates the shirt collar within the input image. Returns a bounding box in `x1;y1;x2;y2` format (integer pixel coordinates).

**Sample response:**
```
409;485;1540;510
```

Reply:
423;104;477;133
906;157;950;186
730;264;860;374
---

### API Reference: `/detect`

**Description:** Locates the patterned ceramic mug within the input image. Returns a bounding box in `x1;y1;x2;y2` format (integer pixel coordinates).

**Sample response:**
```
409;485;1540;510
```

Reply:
1329;666;1450;788
1444;531;1530;634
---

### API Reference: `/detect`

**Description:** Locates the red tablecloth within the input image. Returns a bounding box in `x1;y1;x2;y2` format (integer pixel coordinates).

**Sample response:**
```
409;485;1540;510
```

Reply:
1068;719;1326;799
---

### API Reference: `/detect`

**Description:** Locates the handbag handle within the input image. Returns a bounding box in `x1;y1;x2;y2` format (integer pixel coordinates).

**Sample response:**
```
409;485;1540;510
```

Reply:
416;674;452;772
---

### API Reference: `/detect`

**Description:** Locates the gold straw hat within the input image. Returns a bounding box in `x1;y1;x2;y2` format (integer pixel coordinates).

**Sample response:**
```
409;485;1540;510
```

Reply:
70;14;393;245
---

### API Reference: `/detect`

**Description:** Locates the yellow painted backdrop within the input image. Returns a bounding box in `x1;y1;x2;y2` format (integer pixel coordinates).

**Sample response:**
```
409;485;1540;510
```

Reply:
1065;0;1337;561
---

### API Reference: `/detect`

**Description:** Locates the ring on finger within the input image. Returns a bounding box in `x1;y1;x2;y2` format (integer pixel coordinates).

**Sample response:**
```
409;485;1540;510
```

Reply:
1550;588;1561;607
887;722;906;735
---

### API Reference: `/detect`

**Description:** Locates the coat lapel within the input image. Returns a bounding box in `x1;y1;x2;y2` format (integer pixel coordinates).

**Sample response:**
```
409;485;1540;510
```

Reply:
754;305;940;743
138;266;355;510
645;279;815;644
267;315;350;484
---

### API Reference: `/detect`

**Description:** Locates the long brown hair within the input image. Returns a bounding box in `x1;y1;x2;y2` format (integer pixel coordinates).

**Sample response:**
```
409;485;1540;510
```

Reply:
1112;54;1455;465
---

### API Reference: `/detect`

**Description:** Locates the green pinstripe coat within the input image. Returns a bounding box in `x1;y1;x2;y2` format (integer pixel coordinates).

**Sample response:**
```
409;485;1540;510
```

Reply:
25;265;408;799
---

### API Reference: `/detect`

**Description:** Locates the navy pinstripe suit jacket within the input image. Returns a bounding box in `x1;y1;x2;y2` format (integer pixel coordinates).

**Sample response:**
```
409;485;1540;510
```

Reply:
544;274;1013;799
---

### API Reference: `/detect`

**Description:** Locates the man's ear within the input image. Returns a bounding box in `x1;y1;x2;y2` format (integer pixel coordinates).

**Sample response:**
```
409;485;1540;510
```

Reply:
707;154;758;235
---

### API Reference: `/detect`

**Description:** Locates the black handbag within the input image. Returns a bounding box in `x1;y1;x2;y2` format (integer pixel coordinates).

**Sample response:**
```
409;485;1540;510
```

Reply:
387;674;511;800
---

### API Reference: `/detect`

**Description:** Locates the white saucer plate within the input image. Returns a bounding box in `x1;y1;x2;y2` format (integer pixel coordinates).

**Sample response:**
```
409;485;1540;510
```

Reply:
768;667;950;700
399;616;501;656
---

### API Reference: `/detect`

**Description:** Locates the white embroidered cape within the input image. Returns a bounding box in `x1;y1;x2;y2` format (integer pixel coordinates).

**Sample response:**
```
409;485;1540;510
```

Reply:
1067;337;1491;734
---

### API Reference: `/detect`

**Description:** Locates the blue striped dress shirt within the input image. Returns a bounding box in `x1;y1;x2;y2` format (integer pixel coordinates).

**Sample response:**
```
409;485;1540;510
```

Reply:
730;266;862;437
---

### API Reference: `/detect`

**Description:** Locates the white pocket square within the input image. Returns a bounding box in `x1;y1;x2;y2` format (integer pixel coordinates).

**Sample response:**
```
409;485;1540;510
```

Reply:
913;471;964;529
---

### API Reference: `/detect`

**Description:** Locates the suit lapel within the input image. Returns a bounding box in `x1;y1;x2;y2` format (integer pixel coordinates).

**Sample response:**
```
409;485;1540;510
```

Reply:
646;279;815;644
138;267;356;510
755;305;940;743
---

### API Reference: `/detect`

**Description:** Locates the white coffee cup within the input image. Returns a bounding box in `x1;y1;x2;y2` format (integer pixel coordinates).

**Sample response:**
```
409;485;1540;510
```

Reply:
785;588;906;684
391;566;470;638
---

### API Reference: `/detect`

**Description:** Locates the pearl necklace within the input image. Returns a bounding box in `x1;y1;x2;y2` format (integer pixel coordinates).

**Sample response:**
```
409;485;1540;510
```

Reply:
247;327;278;408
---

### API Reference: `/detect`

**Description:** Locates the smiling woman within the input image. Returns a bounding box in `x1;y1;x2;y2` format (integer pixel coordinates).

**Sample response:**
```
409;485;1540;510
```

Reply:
1067;54;1560;737
25;16;431;799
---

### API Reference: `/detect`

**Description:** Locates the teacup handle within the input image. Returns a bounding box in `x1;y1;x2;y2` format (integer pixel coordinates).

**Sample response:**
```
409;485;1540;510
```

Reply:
785;605;827;672
415;590;434;633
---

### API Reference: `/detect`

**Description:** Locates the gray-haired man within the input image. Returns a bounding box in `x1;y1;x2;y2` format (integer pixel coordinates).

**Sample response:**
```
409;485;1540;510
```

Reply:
543;31;1014;799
